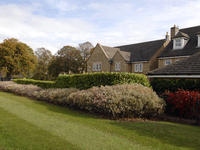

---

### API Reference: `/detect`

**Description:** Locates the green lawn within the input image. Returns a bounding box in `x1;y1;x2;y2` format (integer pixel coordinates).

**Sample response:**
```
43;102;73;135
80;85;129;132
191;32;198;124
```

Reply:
0;92;199;150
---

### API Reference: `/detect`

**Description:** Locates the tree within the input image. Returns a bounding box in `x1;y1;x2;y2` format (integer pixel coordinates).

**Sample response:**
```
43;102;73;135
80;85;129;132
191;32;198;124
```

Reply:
33;48;53;80
0;38;37;79
79;41;94;60
48;46;84;78
78;41;94;72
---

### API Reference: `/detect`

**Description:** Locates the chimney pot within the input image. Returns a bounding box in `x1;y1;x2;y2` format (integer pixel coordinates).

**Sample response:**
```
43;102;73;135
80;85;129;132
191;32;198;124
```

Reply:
165;32;170;41
170;25;179;39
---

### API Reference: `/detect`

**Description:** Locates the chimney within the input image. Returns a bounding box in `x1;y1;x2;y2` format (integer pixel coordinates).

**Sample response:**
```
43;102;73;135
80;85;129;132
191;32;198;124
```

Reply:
165;32;170;41
170;25;179;39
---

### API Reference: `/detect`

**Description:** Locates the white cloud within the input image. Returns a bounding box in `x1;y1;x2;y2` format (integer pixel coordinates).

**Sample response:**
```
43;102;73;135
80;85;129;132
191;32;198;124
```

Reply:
92;0;200;46
0;4;96;53
1;0;200;54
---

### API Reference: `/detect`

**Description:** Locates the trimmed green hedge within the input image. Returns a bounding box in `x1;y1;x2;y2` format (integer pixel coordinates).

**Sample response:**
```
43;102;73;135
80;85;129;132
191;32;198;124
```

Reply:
150;79;200;94
56;72;150;89
13;79;55;89
13;73;150;90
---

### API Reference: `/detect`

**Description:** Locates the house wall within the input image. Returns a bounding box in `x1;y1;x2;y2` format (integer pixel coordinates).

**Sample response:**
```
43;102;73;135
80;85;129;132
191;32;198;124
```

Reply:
131;62;150;74
111;52;129;72
158;56;188;68
87;45;110;72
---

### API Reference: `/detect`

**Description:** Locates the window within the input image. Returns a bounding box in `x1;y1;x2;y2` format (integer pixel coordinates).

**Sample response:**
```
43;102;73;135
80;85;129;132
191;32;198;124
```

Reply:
92;63;102;71
198;35;200;47
175;39;182;47
173;38;184;49
115;62;120;71
164;59;171;65
134;64;143;72
175;59;180;62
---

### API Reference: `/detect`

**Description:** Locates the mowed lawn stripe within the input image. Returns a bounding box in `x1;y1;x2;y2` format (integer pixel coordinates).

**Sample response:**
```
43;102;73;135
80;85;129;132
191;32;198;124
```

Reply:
0;108;79;150
0;92;200;150
0;92;148;150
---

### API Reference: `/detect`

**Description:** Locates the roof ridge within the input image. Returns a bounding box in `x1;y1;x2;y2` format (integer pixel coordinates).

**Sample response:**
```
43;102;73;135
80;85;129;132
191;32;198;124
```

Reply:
180;25;200;31
115;39;165;48
101;45;120;50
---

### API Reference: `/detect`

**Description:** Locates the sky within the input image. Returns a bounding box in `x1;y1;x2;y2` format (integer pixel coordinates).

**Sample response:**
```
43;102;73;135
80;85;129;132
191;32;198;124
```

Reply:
0;0;200;53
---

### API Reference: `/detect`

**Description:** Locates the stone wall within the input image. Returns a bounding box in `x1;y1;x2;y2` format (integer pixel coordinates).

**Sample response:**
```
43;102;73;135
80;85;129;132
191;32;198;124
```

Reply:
111;51;129;72
158;56;188;68
131;62;150;74
87;44;110;72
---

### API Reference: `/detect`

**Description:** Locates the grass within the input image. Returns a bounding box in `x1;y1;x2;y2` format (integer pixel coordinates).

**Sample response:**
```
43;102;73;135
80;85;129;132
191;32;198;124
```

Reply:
0;92;200;150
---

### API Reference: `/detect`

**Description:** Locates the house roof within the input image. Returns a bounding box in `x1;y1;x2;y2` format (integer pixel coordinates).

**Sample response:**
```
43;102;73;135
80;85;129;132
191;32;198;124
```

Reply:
148;51;200;76
159;25;200;58
173;31;190;39
116;39;166;62
118;50;131;62
101;45;119;59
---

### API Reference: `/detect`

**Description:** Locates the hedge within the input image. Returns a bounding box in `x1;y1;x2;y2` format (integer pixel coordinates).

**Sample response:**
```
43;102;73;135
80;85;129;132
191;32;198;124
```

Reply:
55;72;150;89
150;79;200;94
13;79;56;89
68;84;165;118
0;82;164;119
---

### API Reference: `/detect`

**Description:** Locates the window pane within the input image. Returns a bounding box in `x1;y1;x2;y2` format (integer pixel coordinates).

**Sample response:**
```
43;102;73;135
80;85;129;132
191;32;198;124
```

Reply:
175;39;182;47
135;64;138;72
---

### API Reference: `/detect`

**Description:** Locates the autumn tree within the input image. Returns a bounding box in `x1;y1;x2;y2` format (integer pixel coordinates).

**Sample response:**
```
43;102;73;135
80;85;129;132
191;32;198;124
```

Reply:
48;46;84;78
33;48;53;80
0;38;37;79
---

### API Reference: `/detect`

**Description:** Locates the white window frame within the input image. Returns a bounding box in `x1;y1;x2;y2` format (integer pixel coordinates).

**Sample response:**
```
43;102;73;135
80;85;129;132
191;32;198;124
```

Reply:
115;62;121;71
173;38;184;50
164;59;172;66
92;62;102;71
134;63;143;72
198;35;200;47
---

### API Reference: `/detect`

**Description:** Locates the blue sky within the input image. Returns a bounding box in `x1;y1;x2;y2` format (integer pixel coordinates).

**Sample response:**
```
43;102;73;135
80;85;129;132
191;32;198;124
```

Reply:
0;0;200;53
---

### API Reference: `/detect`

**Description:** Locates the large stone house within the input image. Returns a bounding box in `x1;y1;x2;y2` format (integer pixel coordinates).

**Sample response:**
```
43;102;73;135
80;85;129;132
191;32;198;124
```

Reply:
87;25;200;74
87;38;169;74
157;25;200;69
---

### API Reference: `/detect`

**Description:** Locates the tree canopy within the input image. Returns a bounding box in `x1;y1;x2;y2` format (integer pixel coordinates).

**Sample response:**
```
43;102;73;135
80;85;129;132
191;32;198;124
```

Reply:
0;38;37;78
79;42;94;72
33;48;53;80
48;46;84;78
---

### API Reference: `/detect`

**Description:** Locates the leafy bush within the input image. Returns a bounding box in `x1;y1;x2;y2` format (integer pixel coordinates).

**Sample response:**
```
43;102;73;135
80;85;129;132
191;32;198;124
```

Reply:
0;81;164;119
33;88;79;105
13;79;56;89
56;72;150;90
68;84;165;118
150;79;200;94
0;81;78;105
163;90;200;118
0;81;42;97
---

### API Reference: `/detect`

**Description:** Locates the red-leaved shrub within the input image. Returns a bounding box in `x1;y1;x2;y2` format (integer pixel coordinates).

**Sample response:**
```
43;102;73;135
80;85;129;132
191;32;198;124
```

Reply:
163;90;200;118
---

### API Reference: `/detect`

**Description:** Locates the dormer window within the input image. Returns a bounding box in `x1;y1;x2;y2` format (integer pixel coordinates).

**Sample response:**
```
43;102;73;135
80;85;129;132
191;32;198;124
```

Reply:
173;31;189;50
173;38;184;49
